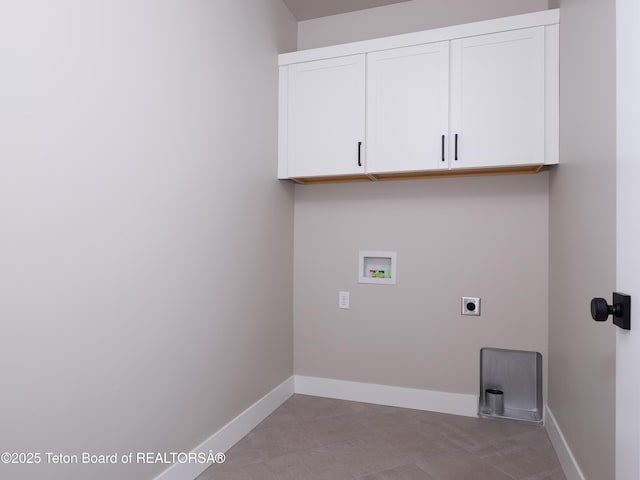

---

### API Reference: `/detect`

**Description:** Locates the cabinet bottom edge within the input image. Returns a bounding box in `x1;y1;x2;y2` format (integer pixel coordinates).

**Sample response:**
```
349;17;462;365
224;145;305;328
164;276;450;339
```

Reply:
288;164;550;185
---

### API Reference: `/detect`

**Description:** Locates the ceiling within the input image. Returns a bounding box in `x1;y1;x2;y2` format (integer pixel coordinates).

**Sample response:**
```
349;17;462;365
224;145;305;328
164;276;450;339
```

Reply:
282;0;411;21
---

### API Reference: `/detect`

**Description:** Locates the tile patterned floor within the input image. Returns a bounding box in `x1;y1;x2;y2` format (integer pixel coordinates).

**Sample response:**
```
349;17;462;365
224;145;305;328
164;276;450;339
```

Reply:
197;394;566;480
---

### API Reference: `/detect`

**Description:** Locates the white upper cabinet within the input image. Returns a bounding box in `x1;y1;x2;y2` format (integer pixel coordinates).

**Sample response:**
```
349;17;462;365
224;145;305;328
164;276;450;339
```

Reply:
282;55;366;179
278;10;559;183
367;42;450;174
449;27;545;169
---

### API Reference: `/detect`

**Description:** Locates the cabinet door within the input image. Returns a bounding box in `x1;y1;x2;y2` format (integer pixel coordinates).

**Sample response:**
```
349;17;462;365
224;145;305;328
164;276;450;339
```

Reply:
367;42;449;174
450;27;545;169
286;55;365;178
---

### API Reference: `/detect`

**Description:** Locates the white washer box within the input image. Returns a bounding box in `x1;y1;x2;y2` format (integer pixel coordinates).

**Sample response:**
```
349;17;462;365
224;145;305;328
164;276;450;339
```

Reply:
358;251;397;285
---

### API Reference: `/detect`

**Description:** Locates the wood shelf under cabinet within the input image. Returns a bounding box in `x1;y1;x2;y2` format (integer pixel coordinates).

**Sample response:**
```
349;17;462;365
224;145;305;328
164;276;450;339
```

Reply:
288;164;548;185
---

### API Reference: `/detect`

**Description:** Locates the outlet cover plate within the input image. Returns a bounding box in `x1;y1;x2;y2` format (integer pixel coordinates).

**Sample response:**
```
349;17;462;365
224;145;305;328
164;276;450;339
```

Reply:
462;297;481;316
339;291;350;309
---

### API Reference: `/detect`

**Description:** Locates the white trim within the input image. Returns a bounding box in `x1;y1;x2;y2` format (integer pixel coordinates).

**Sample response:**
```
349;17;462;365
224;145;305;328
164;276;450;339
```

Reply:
277;65;289;179
154;377;294;480
544;405;587;480
279;9;559;66
544;23;559;165
616;1;640;478
156;376;561;480
294;375;478;417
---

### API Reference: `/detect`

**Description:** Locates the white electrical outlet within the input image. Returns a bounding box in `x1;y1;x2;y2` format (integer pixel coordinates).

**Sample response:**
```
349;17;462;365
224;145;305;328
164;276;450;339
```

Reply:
462;297;481;316
339;291;350;309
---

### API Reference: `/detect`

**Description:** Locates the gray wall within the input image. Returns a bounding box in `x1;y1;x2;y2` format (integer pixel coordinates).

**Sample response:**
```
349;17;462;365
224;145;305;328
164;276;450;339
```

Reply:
0;1;296;479
548;0;617;478
298;0;549;49
294;176;550;395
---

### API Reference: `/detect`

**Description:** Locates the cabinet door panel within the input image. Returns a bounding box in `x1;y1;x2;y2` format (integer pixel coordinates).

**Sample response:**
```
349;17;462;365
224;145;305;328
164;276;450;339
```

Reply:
287;55;365;178
367;42;449;173
450;27;545;169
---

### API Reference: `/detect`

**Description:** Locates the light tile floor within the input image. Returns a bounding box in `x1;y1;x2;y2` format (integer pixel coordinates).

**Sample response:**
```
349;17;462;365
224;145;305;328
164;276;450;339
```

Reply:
197;394;566;480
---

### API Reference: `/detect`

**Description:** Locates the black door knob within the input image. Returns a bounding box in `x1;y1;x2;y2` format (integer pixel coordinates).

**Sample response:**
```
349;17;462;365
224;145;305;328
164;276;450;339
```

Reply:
591;298;617;321
590;293;631;330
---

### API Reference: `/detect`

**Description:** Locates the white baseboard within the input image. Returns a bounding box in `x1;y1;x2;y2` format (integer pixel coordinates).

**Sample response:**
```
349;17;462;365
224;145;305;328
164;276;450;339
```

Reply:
154;376;294;480
156;377;591;480
294;375;478;418
155;375;480;480
544;405;586;480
